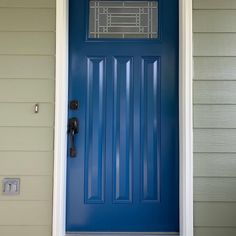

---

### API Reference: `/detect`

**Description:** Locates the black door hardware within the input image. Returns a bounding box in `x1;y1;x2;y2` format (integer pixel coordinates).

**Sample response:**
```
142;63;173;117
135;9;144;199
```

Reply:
69;100;79;110
68;117;79;157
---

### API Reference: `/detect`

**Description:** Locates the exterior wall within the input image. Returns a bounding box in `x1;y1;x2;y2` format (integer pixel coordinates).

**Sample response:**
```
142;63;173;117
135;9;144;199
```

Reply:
0;0;55;236
193;0;236;236
1;0;236;235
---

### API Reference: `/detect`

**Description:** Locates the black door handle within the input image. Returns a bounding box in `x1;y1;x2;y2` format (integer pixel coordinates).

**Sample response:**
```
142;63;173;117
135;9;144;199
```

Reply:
68;117;79;158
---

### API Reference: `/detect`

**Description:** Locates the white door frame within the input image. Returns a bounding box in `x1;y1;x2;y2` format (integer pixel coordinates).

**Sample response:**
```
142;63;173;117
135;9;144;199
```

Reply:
52;0;193;235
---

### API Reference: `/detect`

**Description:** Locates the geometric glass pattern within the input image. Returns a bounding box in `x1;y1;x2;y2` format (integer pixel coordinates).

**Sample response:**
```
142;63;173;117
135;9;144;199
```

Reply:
89;1;158;39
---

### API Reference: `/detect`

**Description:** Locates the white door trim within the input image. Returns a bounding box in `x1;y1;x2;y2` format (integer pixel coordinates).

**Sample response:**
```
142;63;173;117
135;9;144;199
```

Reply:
53;0;193;235
178;0;193;235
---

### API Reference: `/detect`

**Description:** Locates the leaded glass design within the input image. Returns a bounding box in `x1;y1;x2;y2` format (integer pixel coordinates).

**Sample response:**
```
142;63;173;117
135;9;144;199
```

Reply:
89;1;158;39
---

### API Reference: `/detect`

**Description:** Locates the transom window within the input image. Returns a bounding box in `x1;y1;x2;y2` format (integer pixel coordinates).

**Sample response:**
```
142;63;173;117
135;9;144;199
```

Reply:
89;0;158;39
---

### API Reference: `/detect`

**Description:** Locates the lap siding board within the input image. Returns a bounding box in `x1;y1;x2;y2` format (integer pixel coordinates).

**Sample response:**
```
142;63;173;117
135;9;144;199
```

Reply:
0;0;55;236
193;0;236;235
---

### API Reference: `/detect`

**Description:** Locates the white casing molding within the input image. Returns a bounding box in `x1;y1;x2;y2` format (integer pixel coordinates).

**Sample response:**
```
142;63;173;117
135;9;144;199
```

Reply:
53;0;193;235
179;0;193;235
53;0;68;235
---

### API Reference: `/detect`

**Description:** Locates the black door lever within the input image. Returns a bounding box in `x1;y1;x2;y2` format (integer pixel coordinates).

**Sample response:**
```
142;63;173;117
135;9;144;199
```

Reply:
68;117;79;158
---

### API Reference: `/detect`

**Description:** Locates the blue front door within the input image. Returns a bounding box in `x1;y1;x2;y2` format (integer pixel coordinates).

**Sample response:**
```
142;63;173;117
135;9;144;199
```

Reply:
67;0;179;232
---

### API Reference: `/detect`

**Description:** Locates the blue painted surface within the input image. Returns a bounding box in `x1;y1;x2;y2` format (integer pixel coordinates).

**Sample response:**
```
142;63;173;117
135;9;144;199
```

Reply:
67;0;179;232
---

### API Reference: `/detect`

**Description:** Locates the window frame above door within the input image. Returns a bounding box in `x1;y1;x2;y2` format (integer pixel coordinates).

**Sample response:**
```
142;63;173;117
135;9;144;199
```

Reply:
52;0;193;235
86;0;161;42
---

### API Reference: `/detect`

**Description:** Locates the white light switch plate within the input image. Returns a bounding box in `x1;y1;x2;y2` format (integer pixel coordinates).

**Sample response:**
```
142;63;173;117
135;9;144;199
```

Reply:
2;178;20;195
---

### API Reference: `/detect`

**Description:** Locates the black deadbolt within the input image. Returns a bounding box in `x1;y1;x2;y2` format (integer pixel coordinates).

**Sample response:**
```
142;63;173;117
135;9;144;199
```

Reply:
69;100;79;110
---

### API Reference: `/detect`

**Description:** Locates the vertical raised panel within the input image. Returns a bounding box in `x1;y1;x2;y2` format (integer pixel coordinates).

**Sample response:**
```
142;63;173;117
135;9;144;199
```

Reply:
85;57;106;203
141;57;160;202
113;57;133;203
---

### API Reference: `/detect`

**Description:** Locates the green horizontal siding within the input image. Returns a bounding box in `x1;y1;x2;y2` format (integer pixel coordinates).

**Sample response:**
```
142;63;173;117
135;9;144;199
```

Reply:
193;10;236;32
0;201;52;225
194;0;236;10
0;32;55;55
194;105;236;128
0;79;54;102
194;178;236;201
194;129;236;152
0;2;55;236
0;226;51;236
0;55;55;79
0;8;55;31
0;127;54;151
0;103;54;127
0;176;52;201
194;153;236;177
0;0;55;8
193;0;236;235
194;57;236;81
0;152;53;175
194;33;236;56
193;81;236;104
194;202;236;227
194;228;236;236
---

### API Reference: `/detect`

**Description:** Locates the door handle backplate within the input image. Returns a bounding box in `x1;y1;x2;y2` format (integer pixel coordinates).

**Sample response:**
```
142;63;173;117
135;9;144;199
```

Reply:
68;117;79;158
